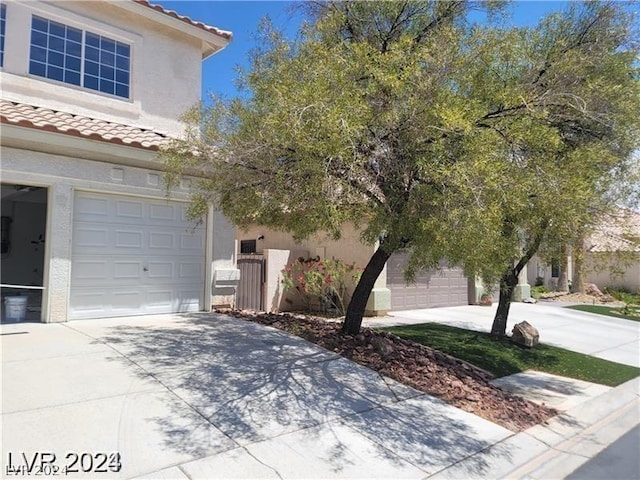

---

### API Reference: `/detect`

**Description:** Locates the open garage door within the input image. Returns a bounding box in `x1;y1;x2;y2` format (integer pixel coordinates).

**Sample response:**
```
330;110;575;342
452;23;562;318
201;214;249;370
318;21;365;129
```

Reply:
387;253;468;310
69;192;205;319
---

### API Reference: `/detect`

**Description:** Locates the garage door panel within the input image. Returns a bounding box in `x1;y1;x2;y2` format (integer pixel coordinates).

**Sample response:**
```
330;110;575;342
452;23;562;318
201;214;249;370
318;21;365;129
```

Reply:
175;288;202;311
70;291;108;314
149;203;178;221
111;290;143;310
113;261;143;280
147;290;174;308
179;263;203;279
73;260;109;280
147;262;173;279
115;230;144;249
180;232;204;251
70;192;205;320
149;231;175;249
75;196;109;217
116;199;144;219
74;227;109;248
388;252;468;310
71;256;203;286
73;231;201;256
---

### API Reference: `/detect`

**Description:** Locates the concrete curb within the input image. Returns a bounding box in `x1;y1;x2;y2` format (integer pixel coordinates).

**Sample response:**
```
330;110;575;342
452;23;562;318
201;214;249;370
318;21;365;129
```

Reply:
429;376;640;479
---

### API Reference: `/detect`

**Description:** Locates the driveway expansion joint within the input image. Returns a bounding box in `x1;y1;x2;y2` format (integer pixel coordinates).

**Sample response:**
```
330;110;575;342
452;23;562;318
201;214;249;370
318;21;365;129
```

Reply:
177;465;193;480
241;446;284;480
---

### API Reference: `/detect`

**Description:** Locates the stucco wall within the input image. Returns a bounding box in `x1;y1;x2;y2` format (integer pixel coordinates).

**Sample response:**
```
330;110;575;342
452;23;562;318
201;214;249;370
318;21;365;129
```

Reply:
1;1;202;136
237;224;392;314
237;224;375;269
2;146;235;321
584;253;640;292
262;249;291;313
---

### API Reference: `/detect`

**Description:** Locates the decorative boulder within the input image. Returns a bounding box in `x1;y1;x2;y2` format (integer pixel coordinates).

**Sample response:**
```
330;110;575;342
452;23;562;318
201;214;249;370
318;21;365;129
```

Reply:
511;321;539;348
585;283;604;298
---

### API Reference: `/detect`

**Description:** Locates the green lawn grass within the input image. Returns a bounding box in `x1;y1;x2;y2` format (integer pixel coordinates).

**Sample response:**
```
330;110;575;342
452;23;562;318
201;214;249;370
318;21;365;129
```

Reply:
566;304;640;322
382;323;640;386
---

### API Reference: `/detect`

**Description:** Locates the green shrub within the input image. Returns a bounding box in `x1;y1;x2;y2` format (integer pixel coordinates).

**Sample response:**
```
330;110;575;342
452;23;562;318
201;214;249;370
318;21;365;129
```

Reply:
282;257;362;315
532;285;550;299
604;286;640;305
535;276;545;287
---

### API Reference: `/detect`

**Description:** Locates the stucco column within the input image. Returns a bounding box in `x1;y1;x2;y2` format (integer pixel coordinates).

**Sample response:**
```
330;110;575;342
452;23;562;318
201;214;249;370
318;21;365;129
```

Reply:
45;183;73;322
364;242;391;316
513;262;531;302
210;209;238;307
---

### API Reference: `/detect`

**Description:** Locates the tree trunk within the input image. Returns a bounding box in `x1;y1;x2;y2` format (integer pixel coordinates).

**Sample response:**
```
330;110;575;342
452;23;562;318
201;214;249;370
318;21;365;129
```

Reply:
573;238;586;293
557;244;570;292
343;245;393;334
490;221;549;337
491;269;518;337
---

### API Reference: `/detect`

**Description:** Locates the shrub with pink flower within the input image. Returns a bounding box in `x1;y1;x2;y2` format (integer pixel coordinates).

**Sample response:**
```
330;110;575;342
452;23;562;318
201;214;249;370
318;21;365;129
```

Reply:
281;257;362;315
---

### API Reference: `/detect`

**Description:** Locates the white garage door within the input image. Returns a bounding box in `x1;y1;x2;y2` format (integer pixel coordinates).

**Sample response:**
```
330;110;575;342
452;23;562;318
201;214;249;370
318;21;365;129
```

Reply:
388;253;468;310
69;192;205;319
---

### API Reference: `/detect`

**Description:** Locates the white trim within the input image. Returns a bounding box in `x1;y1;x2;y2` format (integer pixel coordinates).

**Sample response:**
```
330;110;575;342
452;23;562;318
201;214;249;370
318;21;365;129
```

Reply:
14;0;142;45
204;205;214;311
110;1;230;58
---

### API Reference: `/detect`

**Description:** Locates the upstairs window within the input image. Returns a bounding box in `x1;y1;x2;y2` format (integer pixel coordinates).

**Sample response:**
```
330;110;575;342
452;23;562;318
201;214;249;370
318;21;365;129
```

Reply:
0;4;6;67
30;16;82;86
29;15;130;99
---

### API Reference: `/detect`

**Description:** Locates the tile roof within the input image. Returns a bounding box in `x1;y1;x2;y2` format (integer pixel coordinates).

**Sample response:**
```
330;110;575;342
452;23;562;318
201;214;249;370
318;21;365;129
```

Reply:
587;211;640;253
133;0;233;41
0;100;170;151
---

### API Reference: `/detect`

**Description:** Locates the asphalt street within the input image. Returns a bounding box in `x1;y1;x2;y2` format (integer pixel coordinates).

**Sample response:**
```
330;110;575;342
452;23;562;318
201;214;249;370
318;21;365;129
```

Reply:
566;425;640;480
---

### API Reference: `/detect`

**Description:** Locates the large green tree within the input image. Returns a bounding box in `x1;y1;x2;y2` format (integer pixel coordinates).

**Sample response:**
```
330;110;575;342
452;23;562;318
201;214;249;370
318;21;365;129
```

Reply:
462;2;640;335
163;1;639;336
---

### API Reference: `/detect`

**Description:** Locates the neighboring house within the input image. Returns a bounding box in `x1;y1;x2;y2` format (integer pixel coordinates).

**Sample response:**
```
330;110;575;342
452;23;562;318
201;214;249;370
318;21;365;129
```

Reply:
583;211;640;292
1;0;237;322
235;225;478;315
527;254;571;290
527;211;640;292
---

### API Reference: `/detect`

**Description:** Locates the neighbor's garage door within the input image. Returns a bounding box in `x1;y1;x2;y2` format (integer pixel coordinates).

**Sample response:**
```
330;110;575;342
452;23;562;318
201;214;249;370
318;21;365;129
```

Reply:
387;253;468;310
69;192;205;319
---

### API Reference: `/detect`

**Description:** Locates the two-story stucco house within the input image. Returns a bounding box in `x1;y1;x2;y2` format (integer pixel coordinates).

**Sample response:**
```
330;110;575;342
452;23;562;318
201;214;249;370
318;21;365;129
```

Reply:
1;0;237;322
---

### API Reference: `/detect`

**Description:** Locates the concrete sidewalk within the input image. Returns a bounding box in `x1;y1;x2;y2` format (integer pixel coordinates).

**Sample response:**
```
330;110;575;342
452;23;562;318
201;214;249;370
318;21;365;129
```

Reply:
431;376;640;479
2;312;638;479
364;303;640;367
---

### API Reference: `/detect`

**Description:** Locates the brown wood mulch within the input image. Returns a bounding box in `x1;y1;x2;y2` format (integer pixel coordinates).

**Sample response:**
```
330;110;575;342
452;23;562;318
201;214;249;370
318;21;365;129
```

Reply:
217;309;557;432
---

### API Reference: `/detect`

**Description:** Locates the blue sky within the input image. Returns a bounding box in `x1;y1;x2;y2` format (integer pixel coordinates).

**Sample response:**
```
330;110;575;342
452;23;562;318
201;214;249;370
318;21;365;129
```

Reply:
155;1;629;100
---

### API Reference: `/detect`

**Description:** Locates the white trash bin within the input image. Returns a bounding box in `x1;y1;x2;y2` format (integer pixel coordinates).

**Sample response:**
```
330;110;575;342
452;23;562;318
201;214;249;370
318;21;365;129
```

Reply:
4;295;28;322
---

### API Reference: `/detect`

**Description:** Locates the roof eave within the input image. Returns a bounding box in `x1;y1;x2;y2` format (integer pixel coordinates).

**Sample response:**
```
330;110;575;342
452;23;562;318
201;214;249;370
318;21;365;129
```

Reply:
0;116;162;152
109;1;232;60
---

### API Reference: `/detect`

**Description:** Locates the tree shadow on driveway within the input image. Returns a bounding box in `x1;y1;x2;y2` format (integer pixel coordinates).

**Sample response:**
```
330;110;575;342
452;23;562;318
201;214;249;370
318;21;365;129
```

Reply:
84;313;515;476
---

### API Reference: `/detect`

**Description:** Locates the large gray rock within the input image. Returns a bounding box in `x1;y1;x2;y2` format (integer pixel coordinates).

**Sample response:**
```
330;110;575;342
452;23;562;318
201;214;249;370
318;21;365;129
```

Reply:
511;321;539;348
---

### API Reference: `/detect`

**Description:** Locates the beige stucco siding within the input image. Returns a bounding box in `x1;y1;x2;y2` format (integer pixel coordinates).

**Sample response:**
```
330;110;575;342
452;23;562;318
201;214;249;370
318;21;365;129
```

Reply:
584;253;640;292
237;224;375;269
1;1;202;136
236;224;392;314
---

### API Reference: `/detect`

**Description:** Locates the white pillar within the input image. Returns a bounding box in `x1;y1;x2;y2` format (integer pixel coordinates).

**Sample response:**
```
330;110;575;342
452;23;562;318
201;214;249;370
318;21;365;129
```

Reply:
45;183;73;322
513;262;531;302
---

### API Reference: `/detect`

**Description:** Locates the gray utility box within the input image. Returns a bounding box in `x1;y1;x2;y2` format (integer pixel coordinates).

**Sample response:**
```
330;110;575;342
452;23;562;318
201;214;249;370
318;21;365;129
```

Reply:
213;268;241;288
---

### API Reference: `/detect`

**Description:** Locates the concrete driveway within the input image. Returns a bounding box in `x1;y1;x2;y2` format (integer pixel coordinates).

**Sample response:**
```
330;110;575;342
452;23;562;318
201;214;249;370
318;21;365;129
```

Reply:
370;303;640;367
1;313;514;479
